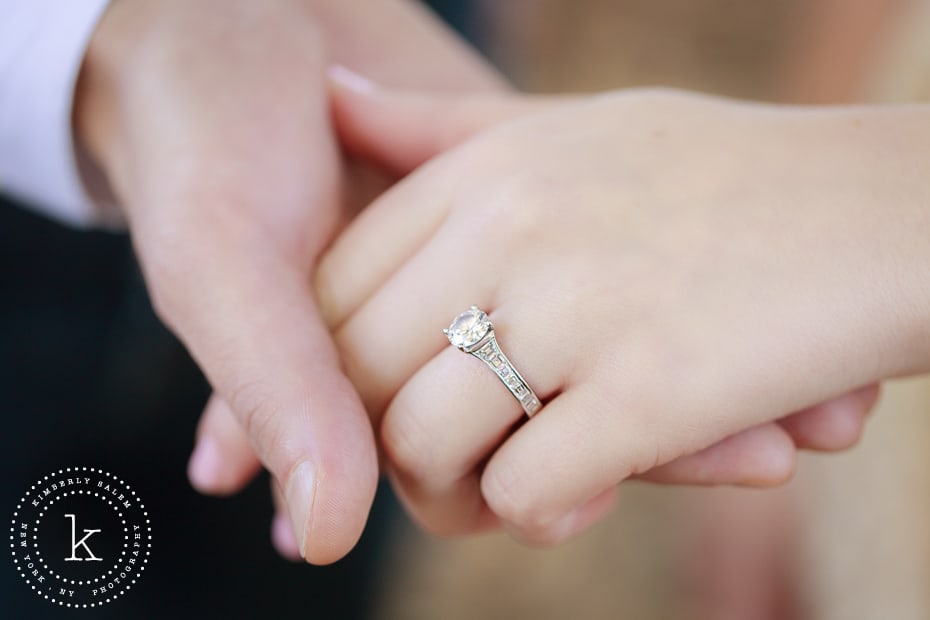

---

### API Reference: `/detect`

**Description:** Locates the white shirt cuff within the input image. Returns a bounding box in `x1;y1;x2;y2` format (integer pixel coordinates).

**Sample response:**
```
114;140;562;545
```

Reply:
0;0;115;228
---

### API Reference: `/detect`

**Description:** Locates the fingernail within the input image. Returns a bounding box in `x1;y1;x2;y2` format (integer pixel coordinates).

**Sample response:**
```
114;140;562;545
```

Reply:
328;64;377;94
272;512;302;561
188;437;222;491
285;460;317;559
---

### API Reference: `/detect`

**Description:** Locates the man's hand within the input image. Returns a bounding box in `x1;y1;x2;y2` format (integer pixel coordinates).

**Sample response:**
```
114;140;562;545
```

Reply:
73;0;504;563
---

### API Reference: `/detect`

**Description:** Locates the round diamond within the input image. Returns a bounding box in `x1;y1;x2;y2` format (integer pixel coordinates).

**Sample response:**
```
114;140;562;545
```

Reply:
446;307;491;349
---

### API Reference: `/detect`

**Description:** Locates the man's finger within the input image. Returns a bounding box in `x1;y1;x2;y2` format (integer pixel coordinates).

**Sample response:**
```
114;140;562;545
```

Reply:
778;383;879;450
639;384;878;486
634;423;798;486
188;393;262;496
142;226;378;565
328;64;568;175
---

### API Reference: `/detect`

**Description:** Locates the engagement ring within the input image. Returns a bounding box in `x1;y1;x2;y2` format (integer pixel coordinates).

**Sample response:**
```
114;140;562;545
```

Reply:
444;306;542;417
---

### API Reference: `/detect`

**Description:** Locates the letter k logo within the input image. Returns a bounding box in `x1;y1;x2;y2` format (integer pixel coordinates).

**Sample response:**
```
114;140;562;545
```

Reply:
64;514;102;561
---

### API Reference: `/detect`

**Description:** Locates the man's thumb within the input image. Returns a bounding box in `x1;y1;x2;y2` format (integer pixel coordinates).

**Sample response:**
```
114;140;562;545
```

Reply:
328;65;567;175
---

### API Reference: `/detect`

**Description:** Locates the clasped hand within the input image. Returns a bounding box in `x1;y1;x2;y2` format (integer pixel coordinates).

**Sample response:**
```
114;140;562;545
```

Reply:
79;1;930;566
199;78;904;557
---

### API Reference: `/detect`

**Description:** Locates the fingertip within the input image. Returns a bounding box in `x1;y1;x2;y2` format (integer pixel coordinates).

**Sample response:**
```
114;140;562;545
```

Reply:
780;383;879;451
301;453;379;565
803;406;866;451
505;487;618;547
291;379;380;565
190;395;263;496
709;423;797;488
272;512;302;562
187;433;261;497
737;425;797;487
327;67;562;177
187;440;256;496
187;437;225;494
635;423;797;487
327;66;437;176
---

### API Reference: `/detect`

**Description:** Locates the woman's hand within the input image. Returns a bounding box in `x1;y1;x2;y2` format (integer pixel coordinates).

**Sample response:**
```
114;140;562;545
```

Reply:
317;78;930;544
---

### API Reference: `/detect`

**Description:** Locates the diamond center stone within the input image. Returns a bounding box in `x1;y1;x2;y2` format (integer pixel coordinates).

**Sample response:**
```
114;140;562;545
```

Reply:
447;307;491;349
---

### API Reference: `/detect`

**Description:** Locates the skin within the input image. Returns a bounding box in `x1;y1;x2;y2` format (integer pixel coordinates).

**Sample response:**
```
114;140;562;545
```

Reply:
310;77;930;546
73;0;505;565
73;0;887;562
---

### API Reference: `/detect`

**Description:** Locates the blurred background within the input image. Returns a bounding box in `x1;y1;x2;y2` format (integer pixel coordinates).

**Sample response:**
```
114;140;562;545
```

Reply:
2;1;929;619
